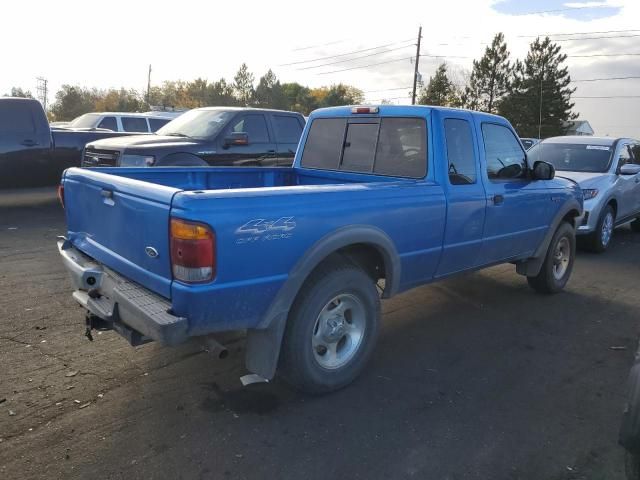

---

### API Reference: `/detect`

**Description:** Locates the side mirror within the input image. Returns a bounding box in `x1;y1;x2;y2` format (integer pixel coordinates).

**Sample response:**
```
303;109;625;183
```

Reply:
223;132;249;147
532;160;555;180
620;163;640;175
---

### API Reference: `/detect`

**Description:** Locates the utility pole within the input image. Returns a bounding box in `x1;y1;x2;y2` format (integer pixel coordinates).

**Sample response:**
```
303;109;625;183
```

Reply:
36;77;48;112
146;64;152;107
537;60;544;139
411;26;422;105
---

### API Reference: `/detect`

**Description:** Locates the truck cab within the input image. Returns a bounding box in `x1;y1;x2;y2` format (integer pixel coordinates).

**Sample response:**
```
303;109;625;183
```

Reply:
82;107;305;168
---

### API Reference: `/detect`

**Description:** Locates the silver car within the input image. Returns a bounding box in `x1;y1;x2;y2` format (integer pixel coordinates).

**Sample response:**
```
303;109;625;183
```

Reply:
528;136;640;252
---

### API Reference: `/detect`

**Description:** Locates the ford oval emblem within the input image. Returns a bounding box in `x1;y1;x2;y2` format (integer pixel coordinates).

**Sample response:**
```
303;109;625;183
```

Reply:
145;246;159;258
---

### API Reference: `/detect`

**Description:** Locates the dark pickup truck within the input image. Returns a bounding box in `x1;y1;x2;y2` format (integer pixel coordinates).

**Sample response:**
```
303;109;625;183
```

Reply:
82;107;305;168
0;97;135;188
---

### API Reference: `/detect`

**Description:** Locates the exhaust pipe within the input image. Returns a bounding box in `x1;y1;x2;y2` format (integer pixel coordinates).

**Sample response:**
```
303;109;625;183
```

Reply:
203;335;229;360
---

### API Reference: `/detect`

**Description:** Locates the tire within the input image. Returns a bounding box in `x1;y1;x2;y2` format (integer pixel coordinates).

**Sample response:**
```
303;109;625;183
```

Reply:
586;204;615;252
527;222;575;294
631;218;640;233
278;261;381;394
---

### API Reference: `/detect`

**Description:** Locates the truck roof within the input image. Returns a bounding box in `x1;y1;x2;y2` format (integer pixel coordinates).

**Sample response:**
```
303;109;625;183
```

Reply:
194;106;304;115
309;104;507;123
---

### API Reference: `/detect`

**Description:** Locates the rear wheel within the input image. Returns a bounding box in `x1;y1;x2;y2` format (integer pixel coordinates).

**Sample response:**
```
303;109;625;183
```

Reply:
527;222;575;294
586;205;615;252
279;262;380;394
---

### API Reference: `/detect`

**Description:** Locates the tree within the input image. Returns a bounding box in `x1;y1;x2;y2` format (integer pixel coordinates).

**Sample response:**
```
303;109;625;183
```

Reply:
50;85;99;121
94;88;145;112
498;37;576;138
418;63;460;107
233;63;255;106
321;84;364;107
281;82;315;114
8;87;33;98
463;33;511;113
254;69;287;109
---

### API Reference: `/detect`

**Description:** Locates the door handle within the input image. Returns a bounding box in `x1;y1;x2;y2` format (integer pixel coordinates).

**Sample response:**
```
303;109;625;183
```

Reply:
266;150;276;154
21;139;38;147
490;194;504;205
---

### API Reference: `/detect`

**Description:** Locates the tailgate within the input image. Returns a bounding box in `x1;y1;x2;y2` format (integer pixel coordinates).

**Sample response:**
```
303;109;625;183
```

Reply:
63;168;180;298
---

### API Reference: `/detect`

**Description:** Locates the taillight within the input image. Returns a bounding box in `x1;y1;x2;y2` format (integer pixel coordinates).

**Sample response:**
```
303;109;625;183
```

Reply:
170;218;215;283
57;184;65;208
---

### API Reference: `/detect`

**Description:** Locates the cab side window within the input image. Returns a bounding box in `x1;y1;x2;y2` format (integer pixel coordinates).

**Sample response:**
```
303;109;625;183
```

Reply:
230;114;270;143
444;118;476;185
97;116;117;131
631;144;640;165
481;123;527;181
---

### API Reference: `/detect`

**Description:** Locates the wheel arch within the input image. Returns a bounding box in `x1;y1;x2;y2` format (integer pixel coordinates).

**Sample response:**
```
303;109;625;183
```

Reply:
245;225;401;380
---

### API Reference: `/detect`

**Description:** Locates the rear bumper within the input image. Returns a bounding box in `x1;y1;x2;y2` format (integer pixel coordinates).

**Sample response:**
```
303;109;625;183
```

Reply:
57;239;188;346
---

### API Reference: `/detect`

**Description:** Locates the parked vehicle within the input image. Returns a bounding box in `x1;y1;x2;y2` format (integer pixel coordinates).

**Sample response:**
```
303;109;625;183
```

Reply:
81;107;305;168
58;111;182;133
58;105;582;394
520;137;540;150
0;98;136;188
528;136;640;252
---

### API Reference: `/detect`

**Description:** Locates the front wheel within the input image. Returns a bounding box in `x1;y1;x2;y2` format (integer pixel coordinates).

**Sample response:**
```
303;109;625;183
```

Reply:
586;205;615;252
527;222;575;294
279;262;380;394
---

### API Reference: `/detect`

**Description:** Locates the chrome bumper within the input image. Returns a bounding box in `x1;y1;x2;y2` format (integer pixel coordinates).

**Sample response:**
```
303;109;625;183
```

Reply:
57;239;188;346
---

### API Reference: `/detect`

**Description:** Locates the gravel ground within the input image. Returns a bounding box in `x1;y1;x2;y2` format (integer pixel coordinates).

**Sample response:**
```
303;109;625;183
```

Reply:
1;189;639;480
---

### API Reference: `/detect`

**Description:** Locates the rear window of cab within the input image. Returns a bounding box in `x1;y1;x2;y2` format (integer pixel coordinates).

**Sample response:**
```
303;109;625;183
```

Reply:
301;117;427;178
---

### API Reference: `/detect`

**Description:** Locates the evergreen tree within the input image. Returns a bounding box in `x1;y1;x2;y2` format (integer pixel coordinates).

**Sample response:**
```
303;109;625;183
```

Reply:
498;37;576;138
233;63;255;106
463;33;511;113
418;63;460;107
254;69;286;109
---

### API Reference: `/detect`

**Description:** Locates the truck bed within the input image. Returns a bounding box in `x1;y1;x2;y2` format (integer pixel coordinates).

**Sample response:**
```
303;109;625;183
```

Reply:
82;165;403;191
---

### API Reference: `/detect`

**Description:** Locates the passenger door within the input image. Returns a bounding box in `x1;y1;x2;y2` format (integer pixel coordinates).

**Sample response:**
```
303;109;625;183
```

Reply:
478;122;553;264
216;113;278;166
0;101;50;188
435;113;486;276
271;114;304;166
615;144;639;220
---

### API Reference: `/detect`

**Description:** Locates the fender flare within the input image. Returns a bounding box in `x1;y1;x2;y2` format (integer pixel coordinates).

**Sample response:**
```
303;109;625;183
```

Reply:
516;197;582;277
245;225;401;380
155;152;207;167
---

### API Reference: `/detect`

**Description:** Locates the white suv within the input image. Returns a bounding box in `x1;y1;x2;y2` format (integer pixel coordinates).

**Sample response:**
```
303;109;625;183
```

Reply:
60;111;184;133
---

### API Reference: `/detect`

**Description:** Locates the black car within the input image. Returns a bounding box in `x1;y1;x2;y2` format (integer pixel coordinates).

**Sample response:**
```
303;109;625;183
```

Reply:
82;107;306;168
0;98;137;188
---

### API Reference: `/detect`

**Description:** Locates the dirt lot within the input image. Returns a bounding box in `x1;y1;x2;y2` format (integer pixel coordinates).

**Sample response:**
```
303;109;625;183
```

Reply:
1;189;639;480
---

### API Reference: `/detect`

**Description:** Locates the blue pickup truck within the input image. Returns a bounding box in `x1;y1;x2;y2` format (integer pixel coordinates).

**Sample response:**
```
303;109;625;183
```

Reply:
58;105;583;393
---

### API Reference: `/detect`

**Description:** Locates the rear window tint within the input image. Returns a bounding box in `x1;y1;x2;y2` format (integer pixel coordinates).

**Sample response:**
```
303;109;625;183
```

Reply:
300;118;346;170
374;118;426;178
301;117;427;178
121;117;149;132
0;102;35;133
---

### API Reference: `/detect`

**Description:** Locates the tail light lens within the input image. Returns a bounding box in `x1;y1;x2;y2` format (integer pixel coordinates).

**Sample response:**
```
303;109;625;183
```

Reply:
170;218;216;283
57;184;65;208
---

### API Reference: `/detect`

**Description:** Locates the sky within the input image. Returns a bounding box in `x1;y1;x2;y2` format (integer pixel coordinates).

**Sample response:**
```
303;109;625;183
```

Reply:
1;0;638;137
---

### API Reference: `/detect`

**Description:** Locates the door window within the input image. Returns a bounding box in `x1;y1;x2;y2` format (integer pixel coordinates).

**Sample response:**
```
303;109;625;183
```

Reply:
97;116;117;131
273;115;303;143
481;123;527;181
121;117;149;132
444;119;476;185
618;145;633;168
231;114;270;143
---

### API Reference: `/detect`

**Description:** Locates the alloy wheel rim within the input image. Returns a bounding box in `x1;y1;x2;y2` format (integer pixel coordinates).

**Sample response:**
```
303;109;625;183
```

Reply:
601;212;614;246
552;237;571;280
311;294;366;370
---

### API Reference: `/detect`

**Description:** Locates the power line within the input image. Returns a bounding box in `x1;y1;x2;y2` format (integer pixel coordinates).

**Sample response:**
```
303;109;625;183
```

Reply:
297;43;414;70
279;38;415;66
518;29;640;38
292;39;351;52
568;52;640;58
319;56;415;75
362;86;413;93
572;75;640;82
